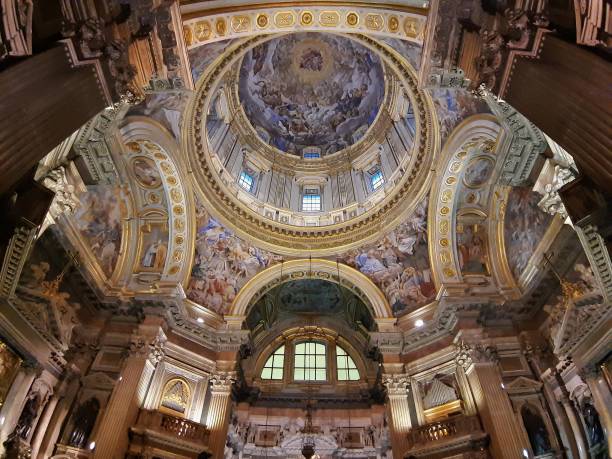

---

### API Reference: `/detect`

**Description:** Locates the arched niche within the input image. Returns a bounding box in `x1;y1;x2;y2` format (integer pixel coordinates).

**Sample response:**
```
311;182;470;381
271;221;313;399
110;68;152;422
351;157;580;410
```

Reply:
226;259;394;331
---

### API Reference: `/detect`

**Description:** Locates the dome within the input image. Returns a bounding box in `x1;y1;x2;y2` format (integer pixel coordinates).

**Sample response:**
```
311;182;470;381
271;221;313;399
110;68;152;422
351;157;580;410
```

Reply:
238;33;385;156
184;31;437;254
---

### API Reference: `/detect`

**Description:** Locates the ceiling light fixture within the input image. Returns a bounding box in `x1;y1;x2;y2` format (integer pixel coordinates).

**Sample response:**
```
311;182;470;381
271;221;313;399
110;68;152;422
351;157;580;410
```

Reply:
415;319;424;327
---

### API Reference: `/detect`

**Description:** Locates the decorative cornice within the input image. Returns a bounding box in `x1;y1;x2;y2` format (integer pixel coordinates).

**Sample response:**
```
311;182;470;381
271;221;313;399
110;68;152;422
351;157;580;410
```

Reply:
0;225;38;298
477;85;547;188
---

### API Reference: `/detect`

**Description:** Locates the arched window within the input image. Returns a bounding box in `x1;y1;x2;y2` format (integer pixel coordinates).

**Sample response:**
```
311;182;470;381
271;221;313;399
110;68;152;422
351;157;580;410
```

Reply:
261;345;285;380
336;346;360;381
294;341;326;381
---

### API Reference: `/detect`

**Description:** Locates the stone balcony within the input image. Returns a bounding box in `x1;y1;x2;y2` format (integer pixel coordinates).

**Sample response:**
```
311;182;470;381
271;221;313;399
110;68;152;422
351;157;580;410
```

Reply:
128;410;212;459
404;415;489;459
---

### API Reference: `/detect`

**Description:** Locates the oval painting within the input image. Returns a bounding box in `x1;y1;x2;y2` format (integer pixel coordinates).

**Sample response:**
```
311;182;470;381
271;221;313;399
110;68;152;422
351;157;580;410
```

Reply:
131;157;162;189
463;156;494;188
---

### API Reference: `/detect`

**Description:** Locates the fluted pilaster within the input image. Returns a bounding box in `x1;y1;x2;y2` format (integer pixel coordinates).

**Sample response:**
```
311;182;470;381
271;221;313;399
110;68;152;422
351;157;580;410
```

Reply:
206;372;235;459
458;342;527;459
383;373;412;458
93;327;165;459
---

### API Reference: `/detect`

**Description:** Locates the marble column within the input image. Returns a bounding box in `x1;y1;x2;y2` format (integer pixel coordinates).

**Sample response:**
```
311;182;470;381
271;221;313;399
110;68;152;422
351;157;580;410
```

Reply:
559;395;588;459
383;373;412;459
36;368;81;458
581;365;612;453
205;373;235;459
460;344;527;459
92;324;165;459
29;393;59;458
0;363;39;456
525;343;582;459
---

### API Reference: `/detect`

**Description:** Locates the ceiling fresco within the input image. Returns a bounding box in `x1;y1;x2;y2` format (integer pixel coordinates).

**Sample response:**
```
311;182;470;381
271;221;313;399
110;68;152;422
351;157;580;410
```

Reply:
189;38;238;84
504;187;554;279
127;91;191;140
337;196;434;317
277;279;343;314
431;88;490;142
245;279;376;332
238;32;385;156
72;185;125;279
186;199;282;315
379;36;423;71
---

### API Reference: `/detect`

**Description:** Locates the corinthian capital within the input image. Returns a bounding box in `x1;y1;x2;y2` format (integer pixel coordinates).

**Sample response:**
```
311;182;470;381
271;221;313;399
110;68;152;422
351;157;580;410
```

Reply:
129;329;166;363
210;372;236;394
382;373;410;396
454;341;499;367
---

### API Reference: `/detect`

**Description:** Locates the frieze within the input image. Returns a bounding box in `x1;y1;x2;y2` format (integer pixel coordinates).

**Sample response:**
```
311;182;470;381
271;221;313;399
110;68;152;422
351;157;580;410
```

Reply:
183;6;427;50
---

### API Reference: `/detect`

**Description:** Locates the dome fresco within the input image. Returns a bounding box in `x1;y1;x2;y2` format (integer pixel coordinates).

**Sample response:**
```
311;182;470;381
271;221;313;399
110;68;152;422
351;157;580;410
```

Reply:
238;32;385;156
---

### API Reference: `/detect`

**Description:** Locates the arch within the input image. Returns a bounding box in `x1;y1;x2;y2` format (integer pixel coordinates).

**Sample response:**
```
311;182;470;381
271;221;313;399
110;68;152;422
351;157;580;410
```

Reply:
227;259;394;328
428;114;506;290
118;117;197;291
182;6;427;57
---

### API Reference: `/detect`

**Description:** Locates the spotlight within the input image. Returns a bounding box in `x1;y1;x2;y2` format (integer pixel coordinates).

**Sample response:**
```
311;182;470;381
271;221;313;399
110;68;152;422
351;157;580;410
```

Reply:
197;317;204;323
415;319;424;327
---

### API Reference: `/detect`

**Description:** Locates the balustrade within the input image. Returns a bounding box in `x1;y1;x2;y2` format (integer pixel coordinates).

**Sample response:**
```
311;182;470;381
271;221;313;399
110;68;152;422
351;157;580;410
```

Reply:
131;409;211;451
407;415;482;448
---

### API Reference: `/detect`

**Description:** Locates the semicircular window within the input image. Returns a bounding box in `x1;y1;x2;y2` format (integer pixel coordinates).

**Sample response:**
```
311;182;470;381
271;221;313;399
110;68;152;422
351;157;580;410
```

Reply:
261;345;285;380
336;346;359;381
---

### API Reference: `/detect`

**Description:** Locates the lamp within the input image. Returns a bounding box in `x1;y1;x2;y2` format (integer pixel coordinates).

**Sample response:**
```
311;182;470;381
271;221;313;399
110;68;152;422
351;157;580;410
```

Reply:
301;401;316;459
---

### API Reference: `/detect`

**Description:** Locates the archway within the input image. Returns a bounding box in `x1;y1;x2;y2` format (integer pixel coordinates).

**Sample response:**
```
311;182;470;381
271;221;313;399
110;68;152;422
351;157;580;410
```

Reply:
226;259;394;331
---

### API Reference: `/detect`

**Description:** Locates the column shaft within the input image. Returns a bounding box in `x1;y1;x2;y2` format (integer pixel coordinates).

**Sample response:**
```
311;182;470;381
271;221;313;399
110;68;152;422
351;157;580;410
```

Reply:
92;354;151;459
29;395;59;458
206;391;232;459
0;368;36;455
561;399;588;459
466;362;526;458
